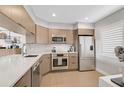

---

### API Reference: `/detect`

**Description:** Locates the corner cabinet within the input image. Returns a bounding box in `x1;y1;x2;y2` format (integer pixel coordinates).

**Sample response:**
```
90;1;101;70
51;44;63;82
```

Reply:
14;69;31;87
0;5;35;34
68;53;78;70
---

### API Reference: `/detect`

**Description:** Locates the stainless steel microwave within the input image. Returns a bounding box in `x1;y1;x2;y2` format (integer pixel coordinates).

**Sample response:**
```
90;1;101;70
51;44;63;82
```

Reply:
52;36;66;44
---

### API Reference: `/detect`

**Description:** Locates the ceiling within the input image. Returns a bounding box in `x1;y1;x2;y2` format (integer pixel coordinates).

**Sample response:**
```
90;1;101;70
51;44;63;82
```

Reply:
26;5;123;24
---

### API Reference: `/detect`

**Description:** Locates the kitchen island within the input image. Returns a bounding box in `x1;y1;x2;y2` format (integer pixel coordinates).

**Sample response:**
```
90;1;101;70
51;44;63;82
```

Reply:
0;54;43;87
0;52;77;87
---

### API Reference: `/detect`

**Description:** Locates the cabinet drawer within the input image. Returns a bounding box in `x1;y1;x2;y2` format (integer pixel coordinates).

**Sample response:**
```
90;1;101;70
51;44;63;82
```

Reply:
70;61;77;64
68;63;78;70
69;57;77;62
68;53;78;56
42;54;51;58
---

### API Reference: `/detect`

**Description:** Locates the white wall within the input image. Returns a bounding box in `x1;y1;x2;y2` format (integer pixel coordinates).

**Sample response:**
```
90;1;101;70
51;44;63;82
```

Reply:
95;8;124;75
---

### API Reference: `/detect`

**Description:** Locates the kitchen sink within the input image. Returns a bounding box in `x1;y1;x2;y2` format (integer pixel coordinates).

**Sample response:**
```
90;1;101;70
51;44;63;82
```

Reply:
24;55;38;57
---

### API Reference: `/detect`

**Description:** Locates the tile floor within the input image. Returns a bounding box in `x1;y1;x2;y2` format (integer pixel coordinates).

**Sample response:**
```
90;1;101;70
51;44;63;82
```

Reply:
41;71;103;87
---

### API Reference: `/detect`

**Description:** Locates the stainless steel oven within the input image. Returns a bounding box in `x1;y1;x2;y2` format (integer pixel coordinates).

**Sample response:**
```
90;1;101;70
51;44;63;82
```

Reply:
52;53;68;70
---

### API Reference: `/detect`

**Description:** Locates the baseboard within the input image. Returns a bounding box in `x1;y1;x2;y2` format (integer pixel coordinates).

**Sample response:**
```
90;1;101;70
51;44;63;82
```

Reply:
96;68;110;75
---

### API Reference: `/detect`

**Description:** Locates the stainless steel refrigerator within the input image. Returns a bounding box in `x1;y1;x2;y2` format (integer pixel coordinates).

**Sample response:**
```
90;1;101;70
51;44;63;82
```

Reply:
79;36;95;71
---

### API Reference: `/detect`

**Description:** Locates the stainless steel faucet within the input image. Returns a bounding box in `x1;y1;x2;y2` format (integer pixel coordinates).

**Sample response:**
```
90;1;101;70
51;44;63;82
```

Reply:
22;44;27;56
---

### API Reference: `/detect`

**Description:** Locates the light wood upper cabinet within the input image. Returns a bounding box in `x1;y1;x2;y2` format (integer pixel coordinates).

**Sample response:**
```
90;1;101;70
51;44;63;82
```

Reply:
49;29;66;36
36;25;49;44
66;30;74;45
0;5;12;18
0;5;35;34
49;29;66;44
78;29;94;35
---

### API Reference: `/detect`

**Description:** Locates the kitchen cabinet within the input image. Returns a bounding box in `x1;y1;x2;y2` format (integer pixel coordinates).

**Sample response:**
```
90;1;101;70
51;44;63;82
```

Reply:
49;29;74;44
0;33;7;39
14;69;31;87
78;29;94;35
40;54;51;75
68;53;78;70
36;25;49;44
0;49;21;56
0;5;12;18
14;48;21;54
0;5;35;34
49;29;66;36
73;29;78;52
66;30;74;45
49;29;66;44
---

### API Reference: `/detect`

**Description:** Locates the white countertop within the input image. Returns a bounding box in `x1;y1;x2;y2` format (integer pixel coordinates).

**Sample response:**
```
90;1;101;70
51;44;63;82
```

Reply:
99;74;122;87
0;51;77;87
0;54;43;87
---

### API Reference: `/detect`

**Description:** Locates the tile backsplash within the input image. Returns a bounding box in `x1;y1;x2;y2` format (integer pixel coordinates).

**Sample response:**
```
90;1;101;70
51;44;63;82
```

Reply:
26;44;72;54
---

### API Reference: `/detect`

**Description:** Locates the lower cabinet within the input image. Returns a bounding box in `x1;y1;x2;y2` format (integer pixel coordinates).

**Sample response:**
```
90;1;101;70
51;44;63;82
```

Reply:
68;53;78;70
40;54;51;75
14;69;31;87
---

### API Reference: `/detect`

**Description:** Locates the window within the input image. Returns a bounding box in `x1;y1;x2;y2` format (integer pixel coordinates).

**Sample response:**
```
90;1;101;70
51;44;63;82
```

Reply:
101;20;124;57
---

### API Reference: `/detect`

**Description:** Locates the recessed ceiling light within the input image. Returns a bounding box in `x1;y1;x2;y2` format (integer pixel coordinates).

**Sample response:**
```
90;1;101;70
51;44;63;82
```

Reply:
52;13;56;17
85;17;89;20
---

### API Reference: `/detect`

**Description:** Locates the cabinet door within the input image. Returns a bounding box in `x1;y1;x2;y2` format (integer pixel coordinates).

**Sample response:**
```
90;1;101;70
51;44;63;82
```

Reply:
50;29;66;36
36;25;49;44
0;5;12;18
0;5;35;34
49;29;74;44
14;48;21;54
41;54;51;75
68;53;78;70
49;29;67;44
11;6;24;25
14;69;31;87
0;5;26;30
66;30;73;44
21;7;35;34
11;5;35;34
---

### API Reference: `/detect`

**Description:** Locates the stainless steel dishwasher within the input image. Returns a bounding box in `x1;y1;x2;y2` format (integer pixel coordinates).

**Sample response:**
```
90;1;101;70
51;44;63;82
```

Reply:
32;62;41;87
